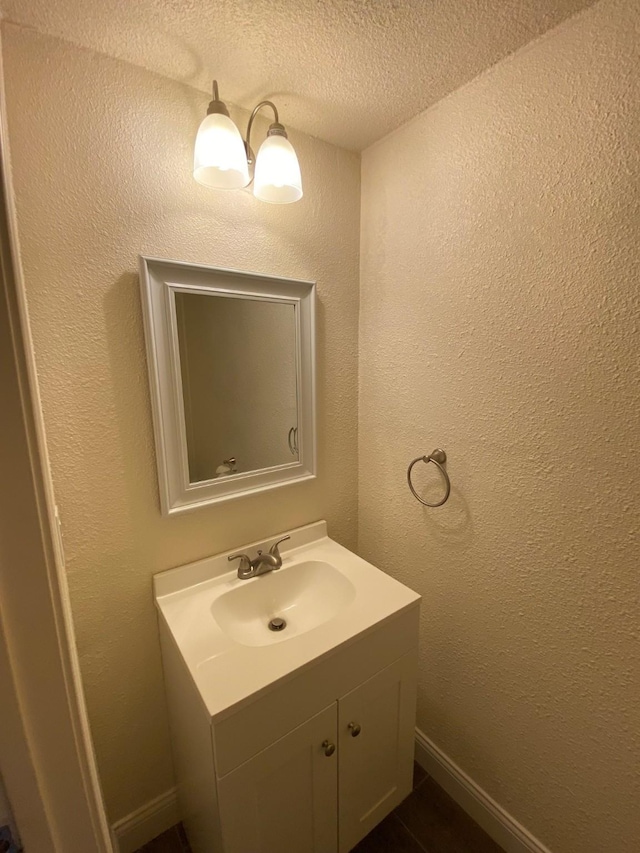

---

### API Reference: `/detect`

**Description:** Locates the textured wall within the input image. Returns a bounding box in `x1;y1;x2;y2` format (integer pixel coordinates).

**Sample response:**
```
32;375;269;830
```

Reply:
1;23;360;822
359;1;639;851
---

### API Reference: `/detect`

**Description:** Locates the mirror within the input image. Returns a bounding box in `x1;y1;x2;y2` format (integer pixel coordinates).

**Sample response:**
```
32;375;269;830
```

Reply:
175;292;299;481
139;257;316;514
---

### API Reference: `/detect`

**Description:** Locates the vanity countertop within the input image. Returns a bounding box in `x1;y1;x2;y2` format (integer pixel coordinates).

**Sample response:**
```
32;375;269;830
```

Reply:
154;521;420;721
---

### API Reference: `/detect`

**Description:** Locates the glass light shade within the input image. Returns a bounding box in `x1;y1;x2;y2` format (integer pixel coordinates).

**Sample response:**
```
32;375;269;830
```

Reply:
253;134;303;204
193;113;249;189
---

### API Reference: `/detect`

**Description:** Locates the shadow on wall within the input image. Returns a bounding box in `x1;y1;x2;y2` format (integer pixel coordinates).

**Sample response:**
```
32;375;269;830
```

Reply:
104;271;158;522
419;485;473;547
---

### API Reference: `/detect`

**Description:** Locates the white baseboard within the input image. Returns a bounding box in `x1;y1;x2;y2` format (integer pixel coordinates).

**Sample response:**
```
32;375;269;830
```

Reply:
111;735;549;853
110;788;179;853
414;729;552;853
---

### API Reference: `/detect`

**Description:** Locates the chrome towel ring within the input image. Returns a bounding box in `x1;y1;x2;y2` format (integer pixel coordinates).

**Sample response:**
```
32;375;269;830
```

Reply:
407;449;451;507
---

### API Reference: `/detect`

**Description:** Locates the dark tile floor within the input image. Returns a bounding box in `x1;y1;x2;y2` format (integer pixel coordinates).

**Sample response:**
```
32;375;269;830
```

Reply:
136;764;504;852
135;821;190;853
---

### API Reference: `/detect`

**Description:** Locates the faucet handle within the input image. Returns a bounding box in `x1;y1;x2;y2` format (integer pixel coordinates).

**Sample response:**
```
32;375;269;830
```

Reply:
268;536;290;561
228;553;252;577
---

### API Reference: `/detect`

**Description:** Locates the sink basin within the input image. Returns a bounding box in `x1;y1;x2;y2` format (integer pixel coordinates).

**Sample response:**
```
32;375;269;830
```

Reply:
153;521;420;720
210;560;356;646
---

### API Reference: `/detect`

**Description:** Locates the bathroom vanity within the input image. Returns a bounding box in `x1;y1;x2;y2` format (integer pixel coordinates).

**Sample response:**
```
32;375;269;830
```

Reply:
154;521;421;852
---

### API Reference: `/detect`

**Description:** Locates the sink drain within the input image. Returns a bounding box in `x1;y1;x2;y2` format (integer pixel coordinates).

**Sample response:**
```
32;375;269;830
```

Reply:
268;617;287;632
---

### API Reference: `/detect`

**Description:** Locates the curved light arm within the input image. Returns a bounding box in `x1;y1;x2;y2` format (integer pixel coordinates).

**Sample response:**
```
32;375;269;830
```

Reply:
245;100;281;162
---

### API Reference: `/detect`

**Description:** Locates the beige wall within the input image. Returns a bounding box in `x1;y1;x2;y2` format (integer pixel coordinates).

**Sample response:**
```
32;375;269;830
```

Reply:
1;23;360;822
359;1;639;851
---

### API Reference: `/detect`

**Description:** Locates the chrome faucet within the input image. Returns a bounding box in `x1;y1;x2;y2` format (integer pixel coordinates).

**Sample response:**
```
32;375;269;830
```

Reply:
228;536;291;580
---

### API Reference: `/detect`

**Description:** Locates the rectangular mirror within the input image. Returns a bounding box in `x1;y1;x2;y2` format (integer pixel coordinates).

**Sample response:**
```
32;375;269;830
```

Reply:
139;257;316;514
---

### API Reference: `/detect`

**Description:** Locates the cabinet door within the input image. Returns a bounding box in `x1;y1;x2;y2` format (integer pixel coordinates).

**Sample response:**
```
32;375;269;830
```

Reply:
217;703;338;853
338;650;418;852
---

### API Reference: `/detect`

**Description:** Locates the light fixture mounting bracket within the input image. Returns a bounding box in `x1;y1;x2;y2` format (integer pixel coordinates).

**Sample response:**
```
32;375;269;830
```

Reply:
206;80;230;116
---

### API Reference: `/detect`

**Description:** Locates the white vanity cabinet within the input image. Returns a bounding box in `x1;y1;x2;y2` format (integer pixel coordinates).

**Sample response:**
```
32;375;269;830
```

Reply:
154;522;421;853
160;608;419;853
216;651;417;853
337;652;417;851
216;703;338;852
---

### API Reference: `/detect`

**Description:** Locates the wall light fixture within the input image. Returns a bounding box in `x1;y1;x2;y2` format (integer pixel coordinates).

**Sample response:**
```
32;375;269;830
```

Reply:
194;80;303;205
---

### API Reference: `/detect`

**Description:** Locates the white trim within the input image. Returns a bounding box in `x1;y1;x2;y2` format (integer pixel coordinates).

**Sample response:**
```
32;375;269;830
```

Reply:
139;256;317;515
414;729;553;853
111;788;179;853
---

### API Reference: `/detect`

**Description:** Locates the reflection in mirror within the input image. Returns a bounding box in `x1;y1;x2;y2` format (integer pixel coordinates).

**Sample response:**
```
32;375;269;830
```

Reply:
175;293;298;483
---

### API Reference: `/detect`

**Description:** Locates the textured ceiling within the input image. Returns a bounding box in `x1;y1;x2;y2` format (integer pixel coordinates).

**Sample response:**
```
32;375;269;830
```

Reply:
1;0;597;150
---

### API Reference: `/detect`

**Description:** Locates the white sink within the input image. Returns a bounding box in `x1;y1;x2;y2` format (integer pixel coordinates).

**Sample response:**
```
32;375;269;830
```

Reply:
210;560;356;646
154;521;420;720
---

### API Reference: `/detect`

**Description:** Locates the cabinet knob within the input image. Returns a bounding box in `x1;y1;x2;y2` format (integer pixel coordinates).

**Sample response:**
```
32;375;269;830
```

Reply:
347;722;362;738
321;740;336;757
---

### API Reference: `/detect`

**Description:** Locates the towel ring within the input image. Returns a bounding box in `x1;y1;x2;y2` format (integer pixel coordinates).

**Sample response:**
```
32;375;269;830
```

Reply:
407;449;451;507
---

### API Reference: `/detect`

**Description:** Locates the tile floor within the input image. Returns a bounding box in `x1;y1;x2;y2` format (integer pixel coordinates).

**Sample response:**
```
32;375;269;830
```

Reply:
135;764;504;852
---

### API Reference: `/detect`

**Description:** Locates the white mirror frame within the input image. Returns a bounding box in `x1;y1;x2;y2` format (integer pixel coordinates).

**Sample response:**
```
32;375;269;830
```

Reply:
139;256;316;515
